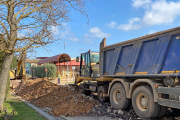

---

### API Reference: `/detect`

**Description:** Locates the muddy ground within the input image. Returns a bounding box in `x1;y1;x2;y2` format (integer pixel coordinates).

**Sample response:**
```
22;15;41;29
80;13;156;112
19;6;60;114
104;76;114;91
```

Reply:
13;79;180;120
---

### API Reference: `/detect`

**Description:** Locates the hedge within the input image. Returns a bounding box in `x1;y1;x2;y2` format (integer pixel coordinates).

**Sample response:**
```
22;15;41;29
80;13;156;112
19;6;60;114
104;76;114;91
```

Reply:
31;63;57;78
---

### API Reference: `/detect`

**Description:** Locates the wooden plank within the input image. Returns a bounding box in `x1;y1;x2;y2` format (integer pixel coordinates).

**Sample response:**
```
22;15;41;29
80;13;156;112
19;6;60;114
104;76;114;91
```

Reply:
158;98;180;109
158;87;180;95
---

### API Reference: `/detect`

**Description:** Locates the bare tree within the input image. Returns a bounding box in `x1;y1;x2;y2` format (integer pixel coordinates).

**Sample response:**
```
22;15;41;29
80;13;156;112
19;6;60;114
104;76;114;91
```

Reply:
0;0;88;110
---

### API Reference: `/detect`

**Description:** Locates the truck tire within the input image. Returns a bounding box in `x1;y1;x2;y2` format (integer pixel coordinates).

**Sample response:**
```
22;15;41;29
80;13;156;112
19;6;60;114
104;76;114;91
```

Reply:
110;83;130;110
157;106;167;118
79;84;91;96
132;86;160;118
97;86;108;103
78;84;85;94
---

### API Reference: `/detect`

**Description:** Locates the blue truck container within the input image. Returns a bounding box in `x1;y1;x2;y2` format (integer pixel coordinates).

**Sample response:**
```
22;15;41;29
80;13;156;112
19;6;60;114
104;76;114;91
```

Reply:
101;27;180;78
76;26;180;119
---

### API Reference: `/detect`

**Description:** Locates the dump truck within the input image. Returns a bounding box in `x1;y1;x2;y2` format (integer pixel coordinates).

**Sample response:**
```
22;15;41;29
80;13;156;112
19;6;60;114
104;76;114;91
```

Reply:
75;26;180;118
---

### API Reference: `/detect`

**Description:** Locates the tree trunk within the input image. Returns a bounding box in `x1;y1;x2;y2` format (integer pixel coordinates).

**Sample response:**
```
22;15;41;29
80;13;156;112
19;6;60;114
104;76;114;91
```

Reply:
0;53;14;111
22;52;27;85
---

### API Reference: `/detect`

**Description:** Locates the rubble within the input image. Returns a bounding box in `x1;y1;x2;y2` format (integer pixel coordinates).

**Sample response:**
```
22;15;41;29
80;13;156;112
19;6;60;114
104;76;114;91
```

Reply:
14;79;180;119
118;110;124;115
14;79;99;117
113;110;118;114
50;94;99;116
107;107;112;113
88;102;138;120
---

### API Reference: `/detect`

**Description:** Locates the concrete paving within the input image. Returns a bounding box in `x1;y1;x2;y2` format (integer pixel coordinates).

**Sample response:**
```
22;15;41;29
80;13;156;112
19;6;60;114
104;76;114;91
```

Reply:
50;77;75;85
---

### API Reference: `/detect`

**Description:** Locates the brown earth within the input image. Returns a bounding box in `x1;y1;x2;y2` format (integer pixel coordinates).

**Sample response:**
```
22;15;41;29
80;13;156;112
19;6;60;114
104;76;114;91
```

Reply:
14;79;99;117
13;79;180;119
51;94;99;116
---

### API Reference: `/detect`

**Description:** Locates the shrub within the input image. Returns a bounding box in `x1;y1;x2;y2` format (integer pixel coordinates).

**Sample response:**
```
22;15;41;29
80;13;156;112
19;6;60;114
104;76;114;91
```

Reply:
32;63;57;78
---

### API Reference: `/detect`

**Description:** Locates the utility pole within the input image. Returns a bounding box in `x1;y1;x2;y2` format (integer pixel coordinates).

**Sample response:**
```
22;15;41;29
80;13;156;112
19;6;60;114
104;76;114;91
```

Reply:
66;61;69;82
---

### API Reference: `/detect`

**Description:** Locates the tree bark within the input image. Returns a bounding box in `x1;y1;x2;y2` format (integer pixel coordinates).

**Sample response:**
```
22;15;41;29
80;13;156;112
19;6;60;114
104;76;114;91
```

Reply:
0;52;14;111
0;0;16;111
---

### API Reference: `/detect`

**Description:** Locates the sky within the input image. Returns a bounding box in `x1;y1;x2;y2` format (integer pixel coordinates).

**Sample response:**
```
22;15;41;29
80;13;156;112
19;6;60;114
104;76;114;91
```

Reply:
33;0;180;59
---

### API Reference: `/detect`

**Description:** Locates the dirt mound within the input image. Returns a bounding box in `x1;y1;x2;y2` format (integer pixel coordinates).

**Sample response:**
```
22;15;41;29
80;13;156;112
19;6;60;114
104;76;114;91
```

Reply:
15;79;58;102
33;85;80;108
14;79;99;117
14;78;43;95
14;79;180;119
51;94;99;116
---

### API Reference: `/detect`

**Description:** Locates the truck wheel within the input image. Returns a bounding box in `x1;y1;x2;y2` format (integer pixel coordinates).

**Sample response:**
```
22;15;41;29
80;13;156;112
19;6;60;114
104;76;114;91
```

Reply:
97;86;108;103
78;84;85;94
110;83;130;110
132;86;160;118
157;106;167;118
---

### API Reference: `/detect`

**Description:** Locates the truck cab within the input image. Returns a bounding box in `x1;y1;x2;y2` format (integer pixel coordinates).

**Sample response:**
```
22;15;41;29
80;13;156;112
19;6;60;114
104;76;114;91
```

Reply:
79;50;100;78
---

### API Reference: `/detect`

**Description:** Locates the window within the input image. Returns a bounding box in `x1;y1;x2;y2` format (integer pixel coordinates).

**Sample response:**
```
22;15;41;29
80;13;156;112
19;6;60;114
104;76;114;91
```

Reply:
90;53;99;63
86;54;90;66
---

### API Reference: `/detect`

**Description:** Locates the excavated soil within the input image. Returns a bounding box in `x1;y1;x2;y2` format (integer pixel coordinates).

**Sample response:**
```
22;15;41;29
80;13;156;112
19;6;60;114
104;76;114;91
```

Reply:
51;94;99;116
14;79;100;117
14;79;180;119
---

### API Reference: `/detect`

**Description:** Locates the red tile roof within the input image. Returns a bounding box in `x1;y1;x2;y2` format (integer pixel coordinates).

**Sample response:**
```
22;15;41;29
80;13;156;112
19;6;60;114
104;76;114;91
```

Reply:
56;60;84;66
38;53;71;65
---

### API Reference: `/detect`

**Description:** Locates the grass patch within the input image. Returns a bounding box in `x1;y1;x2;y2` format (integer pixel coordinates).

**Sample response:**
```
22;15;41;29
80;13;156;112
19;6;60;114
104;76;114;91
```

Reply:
0;93;45;120
5;92;14;99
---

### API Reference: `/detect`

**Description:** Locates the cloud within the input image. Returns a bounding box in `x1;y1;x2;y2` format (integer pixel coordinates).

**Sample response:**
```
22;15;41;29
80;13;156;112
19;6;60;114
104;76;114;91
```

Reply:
119;0;180;31
67;37;78;41
132;0;151;8
51;26;59;35
107;21;117;28
83;27;110;44
24;28;33;34
148;30;156;34
83;34;94;44
85;39;94;43
59;23;79;42
59;23;70;37
142;0;180;26
118;17;141;31
89;27;110;38
17;32;25;38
